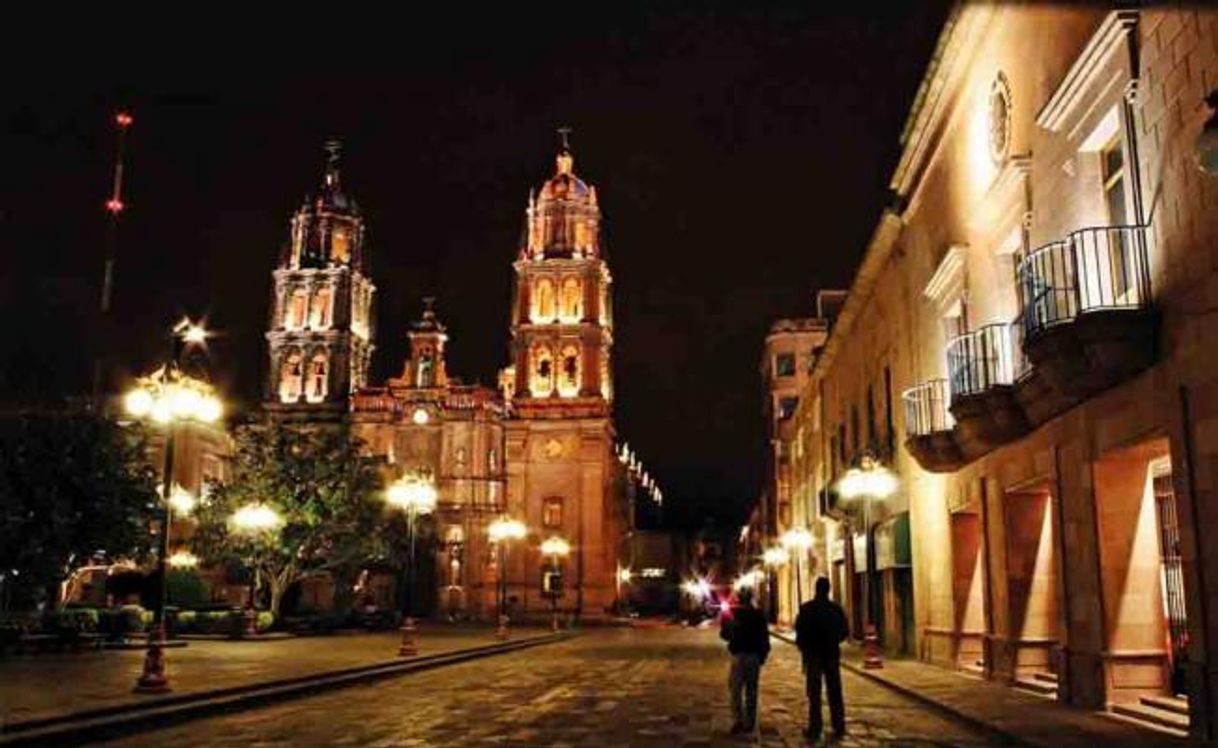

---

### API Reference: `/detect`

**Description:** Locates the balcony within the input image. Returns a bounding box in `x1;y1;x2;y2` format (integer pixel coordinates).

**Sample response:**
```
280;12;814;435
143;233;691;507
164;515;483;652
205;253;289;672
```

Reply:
902;379;964;472
947;323;1029;454
1017;225;1156;399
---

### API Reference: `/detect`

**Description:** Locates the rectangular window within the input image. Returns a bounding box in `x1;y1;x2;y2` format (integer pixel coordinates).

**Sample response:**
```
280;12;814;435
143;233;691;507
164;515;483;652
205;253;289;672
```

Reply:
775;353;796;378
543;498;563;528
1101;136;1132;299
779;396;799;420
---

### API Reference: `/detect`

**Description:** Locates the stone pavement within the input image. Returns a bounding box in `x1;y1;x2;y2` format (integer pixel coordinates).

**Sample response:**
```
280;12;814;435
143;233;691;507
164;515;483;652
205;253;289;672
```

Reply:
0;624;548;730
98;625;996;747
773;631;1184;748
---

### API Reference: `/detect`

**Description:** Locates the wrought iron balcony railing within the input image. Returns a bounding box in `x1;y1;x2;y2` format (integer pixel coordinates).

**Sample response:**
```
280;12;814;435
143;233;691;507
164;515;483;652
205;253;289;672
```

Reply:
902;379;954;438
947;323;1015;399
1017;224;1151;337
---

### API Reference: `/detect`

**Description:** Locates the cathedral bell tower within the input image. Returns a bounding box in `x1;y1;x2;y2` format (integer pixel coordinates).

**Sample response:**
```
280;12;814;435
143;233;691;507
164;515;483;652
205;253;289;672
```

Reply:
509;136;614;415
264;140;375;420
403;298;449;390
503;133;623;622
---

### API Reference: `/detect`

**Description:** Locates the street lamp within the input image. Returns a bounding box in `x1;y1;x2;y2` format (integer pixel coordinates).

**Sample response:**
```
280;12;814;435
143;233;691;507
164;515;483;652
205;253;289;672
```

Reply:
231;502;283;638
126;318;222;694
386;471;438;656
487;516;526;639
780;528;813;611
836;453;898;669
540;536;570;633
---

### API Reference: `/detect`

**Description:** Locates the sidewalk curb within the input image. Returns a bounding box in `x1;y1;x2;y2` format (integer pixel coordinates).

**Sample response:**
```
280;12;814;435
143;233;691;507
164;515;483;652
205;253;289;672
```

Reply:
0;632;572;747
770;631;1030;747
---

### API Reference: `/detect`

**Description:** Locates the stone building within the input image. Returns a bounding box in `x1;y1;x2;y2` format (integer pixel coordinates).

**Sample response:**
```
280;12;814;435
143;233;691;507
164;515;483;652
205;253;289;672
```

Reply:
771;5;1218;737
501;142;626;621
264;141;375;422
260;140;628;623
351;302;507;619
756;292;841;625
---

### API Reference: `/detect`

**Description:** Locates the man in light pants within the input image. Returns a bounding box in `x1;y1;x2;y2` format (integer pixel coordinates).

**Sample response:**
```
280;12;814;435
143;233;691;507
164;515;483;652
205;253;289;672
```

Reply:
720;587;771;734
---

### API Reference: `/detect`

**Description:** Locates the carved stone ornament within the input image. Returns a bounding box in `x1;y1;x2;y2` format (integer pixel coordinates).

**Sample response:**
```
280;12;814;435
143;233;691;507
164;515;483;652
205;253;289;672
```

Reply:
989;72;1012;164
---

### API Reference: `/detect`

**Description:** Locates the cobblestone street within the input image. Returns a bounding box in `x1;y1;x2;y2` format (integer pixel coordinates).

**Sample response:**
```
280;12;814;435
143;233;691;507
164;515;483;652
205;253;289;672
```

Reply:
99;626;993;747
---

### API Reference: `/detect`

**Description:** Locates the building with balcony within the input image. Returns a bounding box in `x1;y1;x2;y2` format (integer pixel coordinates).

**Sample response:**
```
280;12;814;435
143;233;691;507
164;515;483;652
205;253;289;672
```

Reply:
776;5;1218;737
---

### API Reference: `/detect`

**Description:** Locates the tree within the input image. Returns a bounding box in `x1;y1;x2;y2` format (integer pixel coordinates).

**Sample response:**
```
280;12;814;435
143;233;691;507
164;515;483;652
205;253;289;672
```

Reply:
192;419;384;618
0;411;160;611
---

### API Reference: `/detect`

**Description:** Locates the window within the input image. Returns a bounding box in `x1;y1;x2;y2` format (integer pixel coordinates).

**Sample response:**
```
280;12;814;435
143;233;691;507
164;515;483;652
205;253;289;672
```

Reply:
331;228;350;264
533;279;556;322
417;347;435;387
775;353;796;378
279;353;303;402
488;448;499;473
1101;136;1133;299
307;353;328;402
531;345;554;396
558;344;581;397
309;288;332;329
287;290;308;330
560;278;583;322
779;396;799;420
543;497;563;528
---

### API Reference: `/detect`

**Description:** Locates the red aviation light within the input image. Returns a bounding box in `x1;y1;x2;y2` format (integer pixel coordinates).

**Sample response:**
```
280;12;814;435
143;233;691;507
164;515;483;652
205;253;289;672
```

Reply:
115;112;133;128
106;198;124;214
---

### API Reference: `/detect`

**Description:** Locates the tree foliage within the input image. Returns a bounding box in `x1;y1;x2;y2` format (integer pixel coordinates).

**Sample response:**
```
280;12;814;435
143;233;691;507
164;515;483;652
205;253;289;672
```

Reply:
0;411;160;610
192;418;385;618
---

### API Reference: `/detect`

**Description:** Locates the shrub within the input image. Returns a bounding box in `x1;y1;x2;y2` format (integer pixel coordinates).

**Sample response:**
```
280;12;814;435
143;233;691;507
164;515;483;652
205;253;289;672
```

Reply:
255;611;274;633
116;604;148;635
177;610;197;632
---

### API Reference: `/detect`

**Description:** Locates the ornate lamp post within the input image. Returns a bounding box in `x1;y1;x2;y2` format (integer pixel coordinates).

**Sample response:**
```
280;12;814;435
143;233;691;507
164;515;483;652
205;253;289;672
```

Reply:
836;453;898;669
487;516;526;639
125;318;222;694
780;528;813;610
386;471;438;656
231;502;283;638
762;546;789;624
540;536;571;632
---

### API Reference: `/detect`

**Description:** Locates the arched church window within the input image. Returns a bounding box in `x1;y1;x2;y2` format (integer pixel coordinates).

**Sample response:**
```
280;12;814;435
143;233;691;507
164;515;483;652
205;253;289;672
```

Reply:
307;352;328;402
560;278;582;322
543;497;563;528
417;348;435;388
331;227;350;264
531;345;554;396
558;344;580;398
287;290;308;330
309;288;332;329
534;279;556;322
279;352;304;403
574;221;589;253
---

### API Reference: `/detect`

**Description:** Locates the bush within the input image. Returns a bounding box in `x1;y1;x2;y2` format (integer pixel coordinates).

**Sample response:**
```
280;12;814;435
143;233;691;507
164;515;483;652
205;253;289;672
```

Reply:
255;611;274;633
166;569;208;608
116;604;148;635
176;610;197;632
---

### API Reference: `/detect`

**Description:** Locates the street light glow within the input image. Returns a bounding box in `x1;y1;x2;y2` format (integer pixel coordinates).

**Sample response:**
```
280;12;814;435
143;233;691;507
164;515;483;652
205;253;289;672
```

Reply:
763;546;789;566
167;550;198;568
232;503;283;533
617;567;633;584
733;569;761;590
125;371;223;425
411;408;430;425
780;528;813;552
541;536;571;557
836;462;899;500
181;323;208;345
168;485;197;516
488;516;527;543
386;474;438;514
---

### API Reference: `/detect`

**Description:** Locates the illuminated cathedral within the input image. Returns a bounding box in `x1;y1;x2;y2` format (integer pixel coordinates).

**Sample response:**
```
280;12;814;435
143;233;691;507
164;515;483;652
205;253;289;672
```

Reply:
262;137;627;621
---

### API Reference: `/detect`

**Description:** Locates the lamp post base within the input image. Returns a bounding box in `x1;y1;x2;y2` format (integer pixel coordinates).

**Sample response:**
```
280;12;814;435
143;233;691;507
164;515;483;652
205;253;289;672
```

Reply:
133;623;171;694
496;614;510;641
398;616;419;657
863;624;884;669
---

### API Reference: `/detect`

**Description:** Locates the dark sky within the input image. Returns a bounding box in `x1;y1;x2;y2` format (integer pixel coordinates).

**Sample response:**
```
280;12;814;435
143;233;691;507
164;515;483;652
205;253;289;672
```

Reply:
2;5;948;529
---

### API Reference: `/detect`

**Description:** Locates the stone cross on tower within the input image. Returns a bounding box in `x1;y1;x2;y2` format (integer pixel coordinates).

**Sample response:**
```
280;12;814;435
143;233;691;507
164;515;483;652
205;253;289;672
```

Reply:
557;126;573;151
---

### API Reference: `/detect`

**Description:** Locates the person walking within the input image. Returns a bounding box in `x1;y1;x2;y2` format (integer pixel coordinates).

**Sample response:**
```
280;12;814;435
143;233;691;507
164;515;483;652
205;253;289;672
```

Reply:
719;587;771;735
795;576;849;741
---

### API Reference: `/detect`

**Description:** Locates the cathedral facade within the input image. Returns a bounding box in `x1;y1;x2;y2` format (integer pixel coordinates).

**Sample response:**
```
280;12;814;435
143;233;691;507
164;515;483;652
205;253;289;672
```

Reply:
263;140;626;622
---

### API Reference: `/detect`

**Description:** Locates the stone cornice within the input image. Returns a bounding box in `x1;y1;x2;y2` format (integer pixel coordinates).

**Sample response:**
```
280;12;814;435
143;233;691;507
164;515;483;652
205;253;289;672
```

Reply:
1036;10;1139;132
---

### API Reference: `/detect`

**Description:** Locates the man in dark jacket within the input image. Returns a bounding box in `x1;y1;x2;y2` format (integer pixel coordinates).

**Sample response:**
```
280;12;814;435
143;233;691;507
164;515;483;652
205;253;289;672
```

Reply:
719;587;770;734
794;576;848;740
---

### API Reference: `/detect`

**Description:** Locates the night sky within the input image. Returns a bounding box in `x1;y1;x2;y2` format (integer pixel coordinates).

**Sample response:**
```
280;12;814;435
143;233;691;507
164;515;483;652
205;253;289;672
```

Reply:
2;5;948;529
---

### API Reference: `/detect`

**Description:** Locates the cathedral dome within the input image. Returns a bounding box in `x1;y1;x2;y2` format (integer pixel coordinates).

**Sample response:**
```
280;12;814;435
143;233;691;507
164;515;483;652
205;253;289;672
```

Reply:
524;142;601;259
